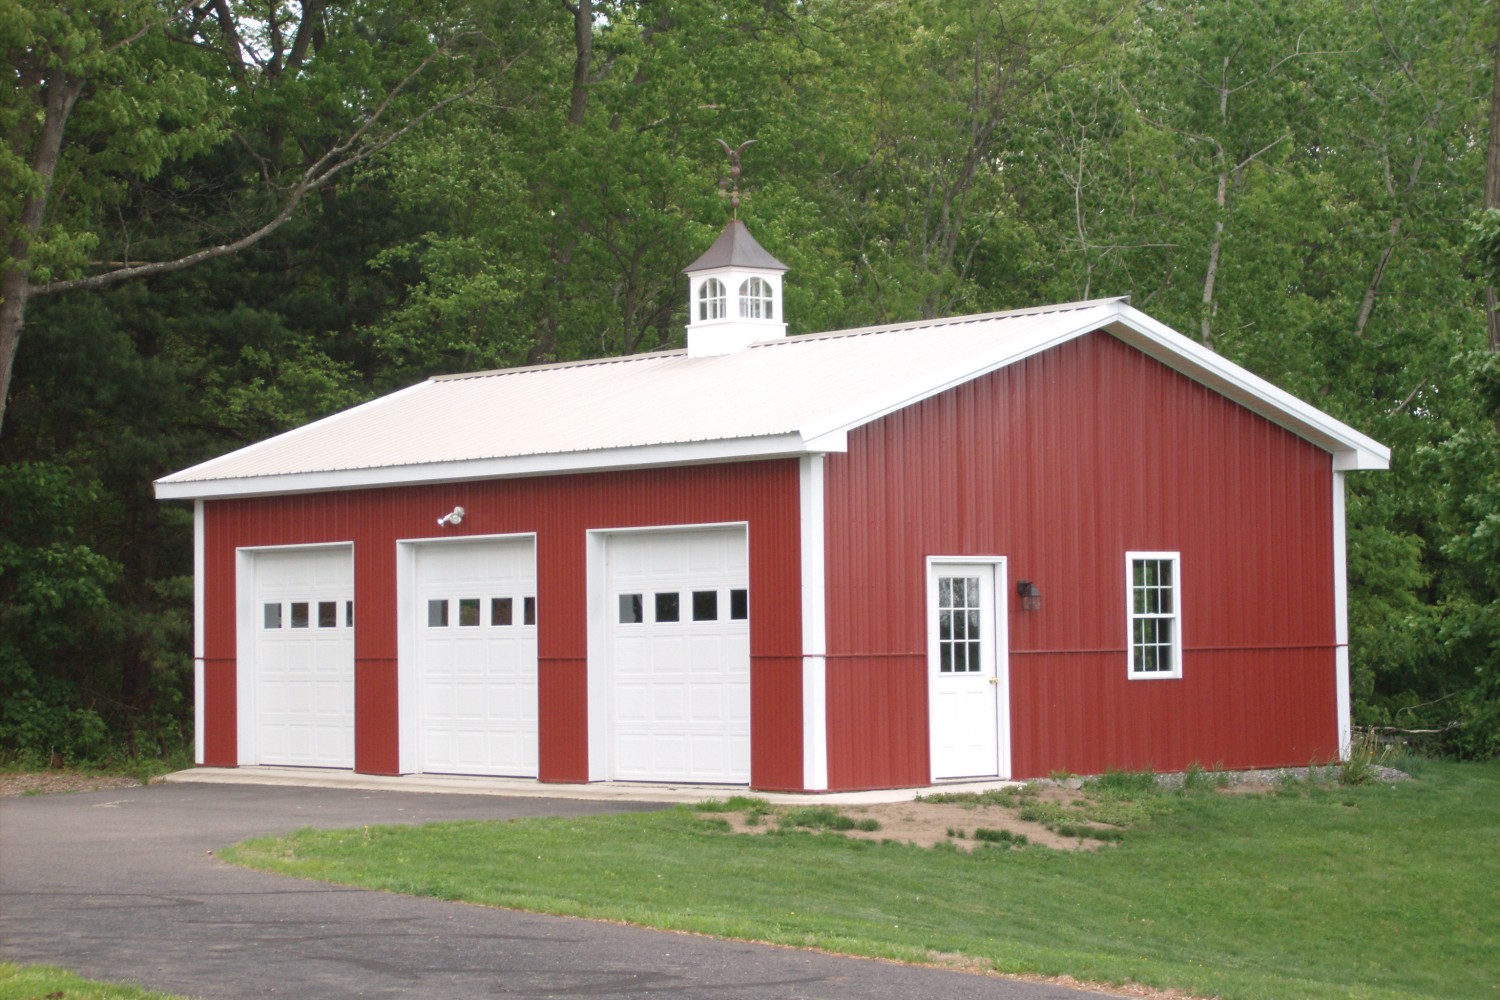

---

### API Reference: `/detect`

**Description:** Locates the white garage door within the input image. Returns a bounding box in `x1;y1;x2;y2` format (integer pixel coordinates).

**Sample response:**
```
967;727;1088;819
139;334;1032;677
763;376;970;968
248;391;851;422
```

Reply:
607;527;750;783
416;538;538;776
253;547;354;768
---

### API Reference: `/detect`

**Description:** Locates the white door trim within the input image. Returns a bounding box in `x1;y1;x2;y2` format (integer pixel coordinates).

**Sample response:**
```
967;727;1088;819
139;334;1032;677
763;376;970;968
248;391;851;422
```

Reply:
234;541;355;767
925;555;1010;780
396;532;537;775
586;521;750;783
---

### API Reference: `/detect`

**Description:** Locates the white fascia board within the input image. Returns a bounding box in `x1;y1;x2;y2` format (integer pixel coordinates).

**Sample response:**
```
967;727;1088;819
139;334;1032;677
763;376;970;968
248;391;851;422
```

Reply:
157;379;437;490
797;304;1121;446
153;433;812;500
1106;307;1391;470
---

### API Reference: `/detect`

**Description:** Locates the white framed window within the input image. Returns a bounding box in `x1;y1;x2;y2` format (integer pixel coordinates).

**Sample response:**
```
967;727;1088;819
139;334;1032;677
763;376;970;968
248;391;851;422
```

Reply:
698;278;727;321
1126;552;1181;679
738;276;773;319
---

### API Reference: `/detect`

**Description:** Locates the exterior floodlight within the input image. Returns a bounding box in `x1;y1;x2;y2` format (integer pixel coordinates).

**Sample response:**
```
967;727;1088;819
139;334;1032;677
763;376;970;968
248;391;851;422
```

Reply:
1017;580;1041;611
436;506;465;527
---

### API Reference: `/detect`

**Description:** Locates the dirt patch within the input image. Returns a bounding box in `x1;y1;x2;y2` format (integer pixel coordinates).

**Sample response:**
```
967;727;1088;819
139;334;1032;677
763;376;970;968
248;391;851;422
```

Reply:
0;771;153;797
712;786;1119;852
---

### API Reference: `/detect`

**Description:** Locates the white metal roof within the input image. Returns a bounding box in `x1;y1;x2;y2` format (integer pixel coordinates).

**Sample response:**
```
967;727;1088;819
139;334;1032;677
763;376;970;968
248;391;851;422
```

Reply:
155;298;1389;500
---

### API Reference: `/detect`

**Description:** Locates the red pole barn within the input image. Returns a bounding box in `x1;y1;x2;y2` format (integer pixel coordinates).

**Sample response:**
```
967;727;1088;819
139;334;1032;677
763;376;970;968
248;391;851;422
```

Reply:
156;222;1389;791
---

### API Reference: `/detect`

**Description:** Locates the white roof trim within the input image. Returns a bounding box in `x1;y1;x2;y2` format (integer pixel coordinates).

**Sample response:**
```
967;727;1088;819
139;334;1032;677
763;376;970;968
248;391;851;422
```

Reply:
1102;304;1389;470
154;433;811;500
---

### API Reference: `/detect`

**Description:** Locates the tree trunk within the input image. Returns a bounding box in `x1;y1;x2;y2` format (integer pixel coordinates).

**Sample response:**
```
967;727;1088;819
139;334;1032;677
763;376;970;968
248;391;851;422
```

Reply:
0;74;84;437
1486;1;1500;445
1487;2;1500;349
0;269;30;436
568;0;593;127
1201;165;1226;349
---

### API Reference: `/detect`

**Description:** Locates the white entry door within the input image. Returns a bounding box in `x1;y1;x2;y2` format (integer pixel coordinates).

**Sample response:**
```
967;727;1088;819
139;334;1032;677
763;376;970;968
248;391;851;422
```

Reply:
253;546;354;768
928;560;1009;779
606;527;750;783
415;538;538;776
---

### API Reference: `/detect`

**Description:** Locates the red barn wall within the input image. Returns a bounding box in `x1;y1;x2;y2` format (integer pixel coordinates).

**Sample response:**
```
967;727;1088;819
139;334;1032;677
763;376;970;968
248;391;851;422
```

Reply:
201;460;805;789
822;331;1337;787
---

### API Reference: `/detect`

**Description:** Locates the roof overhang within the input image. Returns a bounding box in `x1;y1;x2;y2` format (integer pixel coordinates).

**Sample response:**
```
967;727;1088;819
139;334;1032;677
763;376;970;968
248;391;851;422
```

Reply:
802;300;1389;471
153;432;814;500
1102;306;1389;471
154;297;1388;503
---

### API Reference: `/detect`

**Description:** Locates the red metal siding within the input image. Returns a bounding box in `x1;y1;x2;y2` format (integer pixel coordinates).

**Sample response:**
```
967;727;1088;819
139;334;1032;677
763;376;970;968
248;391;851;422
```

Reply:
200;461;804;787
823;331;1338;786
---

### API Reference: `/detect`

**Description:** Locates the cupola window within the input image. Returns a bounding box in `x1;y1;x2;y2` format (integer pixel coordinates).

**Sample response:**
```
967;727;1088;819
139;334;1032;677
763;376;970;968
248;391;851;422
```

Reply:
739;276;774;319
699;278;727;321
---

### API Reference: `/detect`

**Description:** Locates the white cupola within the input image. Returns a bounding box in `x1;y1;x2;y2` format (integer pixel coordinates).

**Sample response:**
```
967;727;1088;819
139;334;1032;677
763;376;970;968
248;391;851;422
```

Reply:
683;220;789;358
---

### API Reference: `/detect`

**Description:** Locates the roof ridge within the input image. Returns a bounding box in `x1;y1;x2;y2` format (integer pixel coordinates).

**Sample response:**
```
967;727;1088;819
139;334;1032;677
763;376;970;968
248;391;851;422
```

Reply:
762;297;1129;348
432;347;689;382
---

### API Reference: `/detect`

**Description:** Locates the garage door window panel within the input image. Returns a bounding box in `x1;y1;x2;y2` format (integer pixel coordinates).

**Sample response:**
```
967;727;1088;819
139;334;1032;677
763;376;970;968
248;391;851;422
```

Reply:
619;593;643;624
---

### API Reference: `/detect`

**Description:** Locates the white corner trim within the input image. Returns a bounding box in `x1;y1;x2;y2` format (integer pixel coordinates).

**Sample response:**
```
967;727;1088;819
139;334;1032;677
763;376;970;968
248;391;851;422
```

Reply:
193;501;205;765
799;455;829;791
1333;470;1352;758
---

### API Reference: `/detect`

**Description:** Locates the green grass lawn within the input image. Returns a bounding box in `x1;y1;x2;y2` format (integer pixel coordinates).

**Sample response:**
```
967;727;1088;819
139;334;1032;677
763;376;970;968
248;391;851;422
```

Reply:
0;962;185;1000
221;760;1500;1000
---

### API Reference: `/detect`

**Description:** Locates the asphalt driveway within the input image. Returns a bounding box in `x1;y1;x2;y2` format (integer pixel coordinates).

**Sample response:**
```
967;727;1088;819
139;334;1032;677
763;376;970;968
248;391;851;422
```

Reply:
0;782;1110;999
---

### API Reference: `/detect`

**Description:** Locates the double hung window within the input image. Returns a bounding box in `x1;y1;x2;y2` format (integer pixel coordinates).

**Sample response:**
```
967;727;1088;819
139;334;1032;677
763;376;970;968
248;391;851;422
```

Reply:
1127;552;1181;678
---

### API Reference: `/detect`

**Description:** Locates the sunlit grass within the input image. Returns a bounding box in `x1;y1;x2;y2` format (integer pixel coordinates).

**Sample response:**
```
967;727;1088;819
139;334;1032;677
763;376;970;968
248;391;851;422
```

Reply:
0;962;186;1000
222;760;1500;1000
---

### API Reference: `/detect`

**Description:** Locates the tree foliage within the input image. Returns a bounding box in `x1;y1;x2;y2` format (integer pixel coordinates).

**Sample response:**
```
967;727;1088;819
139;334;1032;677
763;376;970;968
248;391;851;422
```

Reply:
2;0;1498;762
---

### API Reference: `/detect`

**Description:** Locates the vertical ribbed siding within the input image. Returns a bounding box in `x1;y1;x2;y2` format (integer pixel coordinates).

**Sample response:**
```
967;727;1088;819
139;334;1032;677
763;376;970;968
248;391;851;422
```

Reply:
824;331;1337;786
199;459;804;786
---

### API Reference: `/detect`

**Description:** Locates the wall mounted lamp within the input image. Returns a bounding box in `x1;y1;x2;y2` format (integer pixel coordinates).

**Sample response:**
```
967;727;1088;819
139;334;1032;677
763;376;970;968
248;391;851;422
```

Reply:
1017;580;1041;611
436;506;465;527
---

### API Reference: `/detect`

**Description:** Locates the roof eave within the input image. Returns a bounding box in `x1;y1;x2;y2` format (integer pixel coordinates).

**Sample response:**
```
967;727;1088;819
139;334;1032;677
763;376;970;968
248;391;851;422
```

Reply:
152;432;814;501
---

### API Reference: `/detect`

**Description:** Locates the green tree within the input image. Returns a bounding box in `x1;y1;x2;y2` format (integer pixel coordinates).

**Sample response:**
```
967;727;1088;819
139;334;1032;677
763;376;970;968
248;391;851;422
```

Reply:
0;0;500;435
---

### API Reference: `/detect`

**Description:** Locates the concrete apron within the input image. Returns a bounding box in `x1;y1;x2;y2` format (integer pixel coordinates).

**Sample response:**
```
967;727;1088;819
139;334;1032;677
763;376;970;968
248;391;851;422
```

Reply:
166;765;1019;806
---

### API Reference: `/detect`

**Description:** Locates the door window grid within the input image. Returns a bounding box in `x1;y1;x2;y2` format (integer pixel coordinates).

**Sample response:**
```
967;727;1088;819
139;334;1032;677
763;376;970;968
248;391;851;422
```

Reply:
262;601;352;629
937;576;982;673
616;588;749;624
425;595;536;627
1128;554;1181;677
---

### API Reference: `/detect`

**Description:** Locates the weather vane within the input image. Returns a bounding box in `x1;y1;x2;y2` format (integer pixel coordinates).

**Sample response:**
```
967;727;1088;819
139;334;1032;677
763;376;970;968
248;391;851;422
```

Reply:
715;138;756;219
